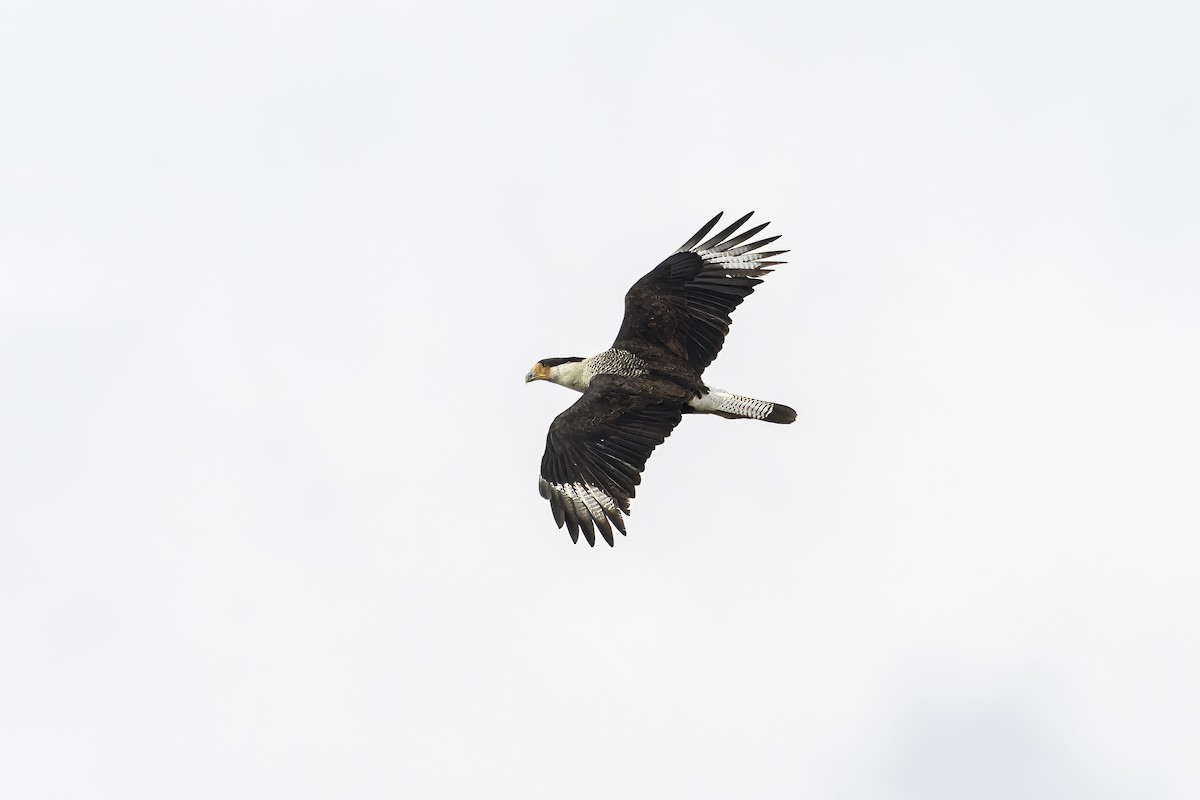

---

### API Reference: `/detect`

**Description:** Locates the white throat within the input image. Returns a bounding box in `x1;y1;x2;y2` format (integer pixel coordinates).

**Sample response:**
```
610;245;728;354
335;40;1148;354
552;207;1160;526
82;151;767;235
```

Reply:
547;360;592;393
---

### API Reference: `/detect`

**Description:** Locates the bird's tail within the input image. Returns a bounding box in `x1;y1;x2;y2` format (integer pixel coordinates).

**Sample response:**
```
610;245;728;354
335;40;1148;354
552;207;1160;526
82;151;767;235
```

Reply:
688;388;796;424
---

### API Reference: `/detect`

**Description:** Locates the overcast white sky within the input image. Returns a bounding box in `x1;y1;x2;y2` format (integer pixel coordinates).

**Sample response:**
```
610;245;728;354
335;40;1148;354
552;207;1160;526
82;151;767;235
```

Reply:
2;0;1198;797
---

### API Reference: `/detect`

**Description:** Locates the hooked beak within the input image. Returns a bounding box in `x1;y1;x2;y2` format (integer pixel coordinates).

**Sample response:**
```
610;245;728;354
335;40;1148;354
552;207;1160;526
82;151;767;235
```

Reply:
525;371;536;383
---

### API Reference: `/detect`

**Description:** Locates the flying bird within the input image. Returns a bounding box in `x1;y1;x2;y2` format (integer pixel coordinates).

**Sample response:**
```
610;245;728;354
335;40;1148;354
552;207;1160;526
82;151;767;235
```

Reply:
526;211;795;546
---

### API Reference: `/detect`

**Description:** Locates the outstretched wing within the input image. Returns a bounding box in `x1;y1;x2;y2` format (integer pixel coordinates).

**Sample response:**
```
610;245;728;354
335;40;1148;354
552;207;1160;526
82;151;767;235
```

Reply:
539;374;686;546
614;212;787;374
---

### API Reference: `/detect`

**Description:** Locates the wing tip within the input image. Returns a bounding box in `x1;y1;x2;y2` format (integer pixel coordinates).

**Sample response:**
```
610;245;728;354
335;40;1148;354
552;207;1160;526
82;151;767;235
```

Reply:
697;211;754;252
678;211;725;252
542;478;635;546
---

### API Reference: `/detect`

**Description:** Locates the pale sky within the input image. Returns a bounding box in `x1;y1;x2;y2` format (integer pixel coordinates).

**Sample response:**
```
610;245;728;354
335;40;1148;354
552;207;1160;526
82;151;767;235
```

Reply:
2;1;1198;797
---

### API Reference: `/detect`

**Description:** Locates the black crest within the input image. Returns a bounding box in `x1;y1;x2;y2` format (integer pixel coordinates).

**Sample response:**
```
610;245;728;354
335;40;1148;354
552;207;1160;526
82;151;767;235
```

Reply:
540;357;585;368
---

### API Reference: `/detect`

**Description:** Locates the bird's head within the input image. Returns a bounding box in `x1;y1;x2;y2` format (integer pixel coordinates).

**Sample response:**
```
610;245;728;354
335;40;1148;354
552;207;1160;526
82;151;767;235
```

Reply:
525;357;585;384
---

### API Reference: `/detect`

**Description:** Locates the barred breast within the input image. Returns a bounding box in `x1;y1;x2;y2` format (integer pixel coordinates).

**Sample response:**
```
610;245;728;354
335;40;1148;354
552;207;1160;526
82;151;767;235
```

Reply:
585;348;650;379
